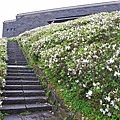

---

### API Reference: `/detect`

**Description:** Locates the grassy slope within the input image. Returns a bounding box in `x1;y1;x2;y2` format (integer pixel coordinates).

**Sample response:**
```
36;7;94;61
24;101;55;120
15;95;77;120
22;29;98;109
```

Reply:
13;11;120;119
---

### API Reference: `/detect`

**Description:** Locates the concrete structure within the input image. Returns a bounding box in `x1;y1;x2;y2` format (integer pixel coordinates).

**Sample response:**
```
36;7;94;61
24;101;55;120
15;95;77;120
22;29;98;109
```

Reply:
2;1;120;38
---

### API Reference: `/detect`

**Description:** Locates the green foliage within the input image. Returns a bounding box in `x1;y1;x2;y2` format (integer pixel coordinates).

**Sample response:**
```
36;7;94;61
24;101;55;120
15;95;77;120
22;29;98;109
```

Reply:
46;90;51;97
14;11;120;119
19;111;31;116
0;38;7;88
0;112;9;120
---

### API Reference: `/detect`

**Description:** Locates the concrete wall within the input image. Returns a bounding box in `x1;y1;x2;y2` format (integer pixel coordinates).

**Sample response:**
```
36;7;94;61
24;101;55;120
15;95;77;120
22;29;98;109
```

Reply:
2;1;120;38
2;20;17;38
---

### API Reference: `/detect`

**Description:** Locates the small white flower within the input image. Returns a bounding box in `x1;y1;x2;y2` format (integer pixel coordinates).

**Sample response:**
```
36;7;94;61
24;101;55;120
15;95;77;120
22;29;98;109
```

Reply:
78;70;82;75
68;68;72;71
86;90;92;99
102;67;105;70
66;46;71;50
88;90;92;96
83;84;86;88
114;105;119;110
103;110;106;115
82;59;89;63
112;44;116;50
115;97;120;102
105;108;109;112
114;71;120;76
75;80;79;83
106;66;112;71
58;80;61;84
84;47;87;51
104;96;111;102
93;82;96;87
93;55;98;59
72;69;76;75
107;112;112;117
100;100;102;105
100;108;103;112
110;100;115;106
107;58;114;64
96;82;100;86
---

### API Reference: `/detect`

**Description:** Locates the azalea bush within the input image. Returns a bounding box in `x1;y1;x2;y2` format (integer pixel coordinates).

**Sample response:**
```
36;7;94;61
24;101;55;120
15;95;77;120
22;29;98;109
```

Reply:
15;11;120;119
0;38;7;88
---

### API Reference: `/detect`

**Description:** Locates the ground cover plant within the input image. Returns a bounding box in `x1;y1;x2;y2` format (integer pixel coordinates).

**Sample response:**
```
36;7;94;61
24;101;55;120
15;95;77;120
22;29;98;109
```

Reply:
0;38;7;88
14;11;120;119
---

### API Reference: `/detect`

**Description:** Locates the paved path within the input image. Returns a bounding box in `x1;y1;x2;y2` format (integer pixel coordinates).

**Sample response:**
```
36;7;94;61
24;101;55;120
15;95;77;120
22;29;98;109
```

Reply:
0;42;60;120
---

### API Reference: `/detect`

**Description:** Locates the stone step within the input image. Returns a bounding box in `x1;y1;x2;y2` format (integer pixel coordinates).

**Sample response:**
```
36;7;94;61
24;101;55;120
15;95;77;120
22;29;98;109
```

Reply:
6;80;40;85
2;90;24;97
7;58;26;62
0;104;26;114
2;96;48;104
2;90;45;97
8;55;24;57
7;73;36;77
7;58;26;61
25;96;48;104
4;85;23;90
7;60;27;64
7;50;23;53
7;66;33;70
3;111;61;120
7;50;23;52
2;97;25;104
7;63;28;66
6;76;38;80
8;52;24;54
8;53;25;60
2;42;54;115
4;85;42;90
7;69;34;73
26;103;52;112
0;103;52;114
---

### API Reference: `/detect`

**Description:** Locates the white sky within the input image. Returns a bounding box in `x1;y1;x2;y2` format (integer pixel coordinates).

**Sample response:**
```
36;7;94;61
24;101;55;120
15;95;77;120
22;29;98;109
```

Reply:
0;0;118;38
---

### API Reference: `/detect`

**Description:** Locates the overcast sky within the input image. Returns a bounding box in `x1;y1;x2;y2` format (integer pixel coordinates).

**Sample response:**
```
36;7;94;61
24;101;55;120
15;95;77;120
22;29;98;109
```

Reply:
0;0;118;38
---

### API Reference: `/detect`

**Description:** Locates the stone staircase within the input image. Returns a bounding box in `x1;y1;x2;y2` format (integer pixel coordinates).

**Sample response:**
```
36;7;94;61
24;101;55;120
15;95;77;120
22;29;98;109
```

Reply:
0;42;59;119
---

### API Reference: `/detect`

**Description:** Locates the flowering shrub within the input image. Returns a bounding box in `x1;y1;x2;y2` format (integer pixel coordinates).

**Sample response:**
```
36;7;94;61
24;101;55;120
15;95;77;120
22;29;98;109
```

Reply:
0;38;7;88
15;11;120;119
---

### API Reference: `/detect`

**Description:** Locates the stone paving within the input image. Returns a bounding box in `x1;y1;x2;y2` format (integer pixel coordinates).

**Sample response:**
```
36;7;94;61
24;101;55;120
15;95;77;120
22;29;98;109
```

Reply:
3;111;59;120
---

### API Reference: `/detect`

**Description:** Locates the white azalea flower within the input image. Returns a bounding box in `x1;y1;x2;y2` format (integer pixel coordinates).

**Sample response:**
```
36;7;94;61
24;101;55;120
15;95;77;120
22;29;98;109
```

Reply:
114;71;120;76
86;90;92;99
75;80;79;83
110;100;114;106
114;105;119;110
106;66;112;71
88;90;92;96
66;46;71;50
100;100;102;105
104;96;111;102
82;59;89;63
105;108;109;112
84;47;87;51
107;112;112;117
100;108;103;112
93;82;97;87
107;58;114;64
83;84;86;88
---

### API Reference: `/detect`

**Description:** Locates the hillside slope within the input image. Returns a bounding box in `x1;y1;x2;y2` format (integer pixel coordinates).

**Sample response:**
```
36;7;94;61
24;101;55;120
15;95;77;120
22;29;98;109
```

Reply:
13;11;120;119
